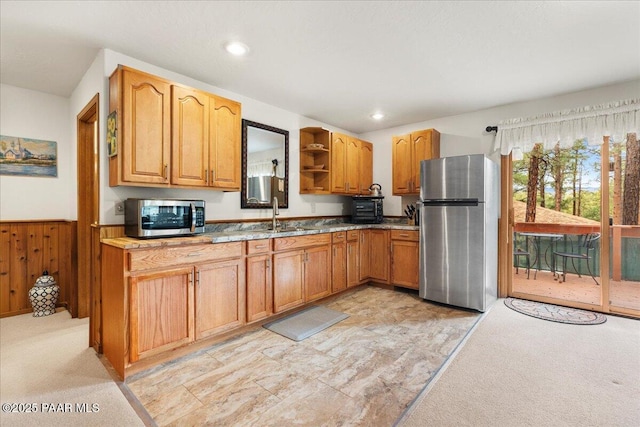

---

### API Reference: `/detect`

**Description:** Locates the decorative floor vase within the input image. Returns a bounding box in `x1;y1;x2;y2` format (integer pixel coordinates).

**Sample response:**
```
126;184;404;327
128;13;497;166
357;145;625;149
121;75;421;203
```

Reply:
29;271;59;317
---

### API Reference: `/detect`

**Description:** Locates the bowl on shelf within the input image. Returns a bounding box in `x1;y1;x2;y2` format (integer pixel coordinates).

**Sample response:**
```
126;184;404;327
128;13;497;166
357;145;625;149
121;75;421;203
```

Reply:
306;143;324;150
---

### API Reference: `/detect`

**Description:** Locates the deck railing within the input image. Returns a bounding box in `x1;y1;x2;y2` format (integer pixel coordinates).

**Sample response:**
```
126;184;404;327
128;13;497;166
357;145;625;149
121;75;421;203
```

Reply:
513;223;640;281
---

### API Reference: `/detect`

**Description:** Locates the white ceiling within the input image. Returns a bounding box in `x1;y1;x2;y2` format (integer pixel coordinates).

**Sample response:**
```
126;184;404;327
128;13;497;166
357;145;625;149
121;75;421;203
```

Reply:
1;1;639;134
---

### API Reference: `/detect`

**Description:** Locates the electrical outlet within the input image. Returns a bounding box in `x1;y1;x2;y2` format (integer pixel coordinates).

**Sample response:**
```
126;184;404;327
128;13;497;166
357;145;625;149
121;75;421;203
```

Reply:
114;201;125;215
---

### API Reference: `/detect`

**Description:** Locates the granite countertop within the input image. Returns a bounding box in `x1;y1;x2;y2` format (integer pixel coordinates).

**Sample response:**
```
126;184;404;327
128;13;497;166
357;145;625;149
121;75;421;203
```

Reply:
102;222;419;249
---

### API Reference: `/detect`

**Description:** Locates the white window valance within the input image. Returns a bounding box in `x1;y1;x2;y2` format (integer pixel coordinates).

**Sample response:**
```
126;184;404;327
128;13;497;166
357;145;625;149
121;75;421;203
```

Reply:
493;98;640;159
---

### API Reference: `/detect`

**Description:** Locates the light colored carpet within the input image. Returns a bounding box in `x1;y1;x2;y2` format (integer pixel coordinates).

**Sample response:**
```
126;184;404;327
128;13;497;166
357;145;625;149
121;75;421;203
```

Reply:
0;310;143;426
263;305;349;341
398;299;640;427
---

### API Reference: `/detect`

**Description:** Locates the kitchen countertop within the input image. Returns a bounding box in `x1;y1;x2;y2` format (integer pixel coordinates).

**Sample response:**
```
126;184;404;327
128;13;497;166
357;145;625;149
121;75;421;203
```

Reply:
101;222;419;250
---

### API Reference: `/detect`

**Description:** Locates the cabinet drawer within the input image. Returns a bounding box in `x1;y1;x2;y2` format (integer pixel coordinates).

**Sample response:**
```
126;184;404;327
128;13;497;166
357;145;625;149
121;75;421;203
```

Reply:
273;233;331;252
247;239;271;255
129;242;244;271
332;231;346;243
346;230;359;241
390;230;419;241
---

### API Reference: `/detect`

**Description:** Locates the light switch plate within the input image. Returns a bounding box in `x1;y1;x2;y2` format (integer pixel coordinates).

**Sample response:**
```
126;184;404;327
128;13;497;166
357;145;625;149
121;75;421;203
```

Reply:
115;201;125;215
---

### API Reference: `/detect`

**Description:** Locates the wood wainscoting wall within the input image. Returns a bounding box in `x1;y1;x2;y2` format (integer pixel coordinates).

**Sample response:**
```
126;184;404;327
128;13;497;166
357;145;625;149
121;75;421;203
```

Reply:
0;221;77;318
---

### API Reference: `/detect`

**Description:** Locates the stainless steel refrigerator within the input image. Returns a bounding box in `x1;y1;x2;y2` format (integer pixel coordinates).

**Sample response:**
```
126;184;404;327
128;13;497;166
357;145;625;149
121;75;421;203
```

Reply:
418;154;498;312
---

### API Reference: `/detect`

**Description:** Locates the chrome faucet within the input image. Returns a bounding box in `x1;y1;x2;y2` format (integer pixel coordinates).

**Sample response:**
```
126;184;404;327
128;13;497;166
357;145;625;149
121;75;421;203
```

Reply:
271;196;280;231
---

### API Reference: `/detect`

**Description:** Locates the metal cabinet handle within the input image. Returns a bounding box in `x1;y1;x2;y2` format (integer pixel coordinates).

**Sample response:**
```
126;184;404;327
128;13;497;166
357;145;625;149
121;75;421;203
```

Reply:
211;169;215;184
266;259;271;269
205;169;208;184
164;164;168;180
255;244;267;249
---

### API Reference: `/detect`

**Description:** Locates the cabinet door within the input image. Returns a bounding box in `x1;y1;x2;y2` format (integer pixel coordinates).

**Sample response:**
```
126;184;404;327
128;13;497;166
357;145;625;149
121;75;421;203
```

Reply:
304;245;331;301
246;254;273;323
392;134;412;195
332;243;347;293
369;230;389;282
121;69;171;184
209;96;241;190
345;137;360;194
411;129;436;194
129;267;194;362
171;86;209;186
359;140;373;194
330;133;348;193
346;240;360;287
273;250;305;313
195;258;245;340
359;230;371;282
391;240;419;289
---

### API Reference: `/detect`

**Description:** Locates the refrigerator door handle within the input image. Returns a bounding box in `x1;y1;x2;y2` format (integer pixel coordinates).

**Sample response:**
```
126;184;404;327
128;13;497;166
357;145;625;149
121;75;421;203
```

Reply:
422;198;479;207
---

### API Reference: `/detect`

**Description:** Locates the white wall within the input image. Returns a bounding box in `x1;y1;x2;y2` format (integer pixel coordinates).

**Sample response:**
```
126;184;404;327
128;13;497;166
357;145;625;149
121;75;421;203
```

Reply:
360;79;640;217
0;84;72;220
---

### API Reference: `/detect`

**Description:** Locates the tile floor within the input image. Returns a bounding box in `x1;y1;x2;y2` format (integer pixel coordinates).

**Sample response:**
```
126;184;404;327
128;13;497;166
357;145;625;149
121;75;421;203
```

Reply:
125;286;481;426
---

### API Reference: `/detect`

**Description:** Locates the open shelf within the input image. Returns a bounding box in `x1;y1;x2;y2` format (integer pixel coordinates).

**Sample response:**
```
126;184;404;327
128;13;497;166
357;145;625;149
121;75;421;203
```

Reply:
300;127;331;193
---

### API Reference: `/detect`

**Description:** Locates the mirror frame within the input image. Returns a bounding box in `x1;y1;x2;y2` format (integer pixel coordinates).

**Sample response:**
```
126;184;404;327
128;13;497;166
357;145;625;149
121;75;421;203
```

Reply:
241;119;289;209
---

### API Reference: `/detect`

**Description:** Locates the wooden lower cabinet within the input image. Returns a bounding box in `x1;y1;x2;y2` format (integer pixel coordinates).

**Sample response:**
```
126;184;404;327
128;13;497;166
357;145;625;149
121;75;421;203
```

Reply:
195;258;245;340
272;234;331;313
304;245;331;301
390;230;420;289
101;241;244;379
331;231;347;293
346;231;360;288
369;229;390;283
332;241;347;293
359;230;371;282
273;250;305;313
129;267;195;362
246;253;273;323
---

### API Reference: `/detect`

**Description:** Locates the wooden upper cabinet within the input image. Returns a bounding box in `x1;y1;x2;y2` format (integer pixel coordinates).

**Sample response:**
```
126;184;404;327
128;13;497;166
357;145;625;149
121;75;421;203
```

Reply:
209;96;242;190
392;129;440;195
111;66;171;186
330;133;348;193
330;133;362;194
345;137;360;194
411;129;440;194
392;134;413;195
171;85;209;186
359;140;373;195
109;65;241;190
300;128;373;196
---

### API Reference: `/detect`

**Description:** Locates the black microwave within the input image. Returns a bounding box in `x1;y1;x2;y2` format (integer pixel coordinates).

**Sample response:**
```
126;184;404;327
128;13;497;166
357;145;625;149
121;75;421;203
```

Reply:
351;196;384;224
125;199;205;238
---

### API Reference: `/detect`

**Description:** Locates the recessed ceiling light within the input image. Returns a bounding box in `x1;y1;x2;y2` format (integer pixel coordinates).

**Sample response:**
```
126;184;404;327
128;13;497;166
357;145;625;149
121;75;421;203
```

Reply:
224;41;250;56
370;112;385;120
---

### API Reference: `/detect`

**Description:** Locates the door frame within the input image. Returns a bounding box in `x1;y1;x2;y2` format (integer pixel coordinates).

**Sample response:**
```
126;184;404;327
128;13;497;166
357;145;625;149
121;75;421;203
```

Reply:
76;94;100;344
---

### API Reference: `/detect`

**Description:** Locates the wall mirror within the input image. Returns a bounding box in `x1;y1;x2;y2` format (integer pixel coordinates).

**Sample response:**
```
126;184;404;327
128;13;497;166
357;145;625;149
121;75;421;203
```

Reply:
241;119;289;209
